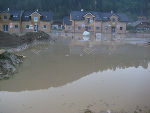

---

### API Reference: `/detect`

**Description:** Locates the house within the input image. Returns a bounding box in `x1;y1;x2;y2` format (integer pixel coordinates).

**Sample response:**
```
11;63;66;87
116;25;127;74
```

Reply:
63;16;72;32
65;11;128;33
131;20;150;32
21;10;53;33
51;20;63;30
0;9;53;33
0;9;22;33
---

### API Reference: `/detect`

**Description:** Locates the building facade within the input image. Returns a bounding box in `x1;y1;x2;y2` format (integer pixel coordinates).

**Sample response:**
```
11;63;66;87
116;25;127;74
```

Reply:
0;9;53;33
64;11;128;34
132;21;150;32
22;10;53;33
63;16;72;32
0;10;22;33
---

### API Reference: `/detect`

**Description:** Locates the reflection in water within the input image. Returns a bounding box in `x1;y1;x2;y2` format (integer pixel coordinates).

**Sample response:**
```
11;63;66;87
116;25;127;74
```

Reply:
0;36;150;113
72;33;126;41
0;42;150;91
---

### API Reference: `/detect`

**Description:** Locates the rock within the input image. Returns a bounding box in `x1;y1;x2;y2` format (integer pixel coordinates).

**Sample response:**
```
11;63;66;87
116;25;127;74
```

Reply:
0;49;6;54
0;51;24;80
84;109;93;113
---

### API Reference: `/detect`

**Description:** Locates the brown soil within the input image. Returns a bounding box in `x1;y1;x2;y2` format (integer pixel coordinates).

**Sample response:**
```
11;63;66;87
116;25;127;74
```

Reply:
0;31;50;48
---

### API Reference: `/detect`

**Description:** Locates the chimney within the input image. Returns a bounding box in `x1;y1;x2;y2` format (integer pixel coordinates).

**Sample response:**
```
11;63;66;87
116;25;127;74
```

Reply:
111;10;114;14
7;8;10;12
81;9;84;12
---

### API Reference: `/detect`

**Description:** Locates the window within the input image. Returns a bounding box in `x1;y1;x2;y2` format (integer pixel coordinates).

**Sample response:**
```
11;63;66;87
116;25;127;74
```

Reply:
68;26;71;30
88;26;91;30
34;16;38;22
3;25;8;32
15;25;18;29
87;18;90;24
105;26;108;32
4;16;7;20
120;27;123;30
13;15;18;18
96;27;100;30
26;25;29;29
78;26;81;30
85;26;91;31
25;16;29;18
112;18;116;22
43;25;47;29
85;26;88;31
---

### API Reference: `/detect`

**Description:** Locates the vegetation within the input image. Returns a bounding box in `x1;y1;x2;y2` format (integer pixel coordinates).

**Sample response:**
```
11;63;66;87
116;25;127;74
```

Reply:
0;0;150;20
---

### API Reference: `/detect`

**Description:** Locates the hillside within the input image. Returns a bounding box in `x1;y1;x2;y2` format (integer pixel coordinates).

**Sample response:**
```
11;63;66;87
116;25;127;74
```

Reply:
0;0;150;20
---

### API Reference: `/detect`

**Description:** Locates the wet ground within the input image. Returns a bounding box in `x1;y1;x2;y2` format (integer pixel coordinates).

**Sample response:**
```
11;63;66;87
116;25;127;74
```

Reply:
0;33;150;113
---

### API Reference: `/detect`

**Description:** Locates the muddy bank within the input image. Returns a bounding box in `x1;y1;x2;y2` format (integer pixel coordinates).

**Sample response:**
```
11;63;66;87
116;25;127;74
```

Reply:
0;31;51;48
84;108;150;113
0;50;24;80
0;31;50;79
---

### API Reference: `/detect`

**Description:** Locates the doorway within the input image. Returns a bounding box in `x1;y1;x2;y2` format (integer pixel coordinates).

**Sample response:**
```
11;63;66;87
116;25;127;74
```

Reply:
3;25;8;32
85;26;88;31
34;25;38;32
111;27;116;33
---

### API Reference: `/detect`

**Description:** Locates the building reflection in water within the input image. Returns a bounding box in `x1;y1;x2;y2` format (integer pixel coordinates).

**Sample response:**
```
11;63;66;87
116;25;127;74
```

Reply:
0;36;150;91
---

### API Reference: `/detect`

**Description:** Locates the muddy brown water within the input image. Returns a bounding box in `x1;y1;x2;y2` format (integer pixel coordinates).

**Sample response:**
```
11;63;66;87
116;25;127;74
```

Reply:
0;36;150;113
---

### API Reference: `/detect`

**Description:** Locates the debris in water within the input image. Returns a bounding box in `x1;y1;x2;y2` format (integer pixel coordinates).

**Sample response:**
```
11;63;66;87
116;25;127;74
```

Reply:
84;109;93;113
107;110;111;113
83;31;90;36
65;54;69;57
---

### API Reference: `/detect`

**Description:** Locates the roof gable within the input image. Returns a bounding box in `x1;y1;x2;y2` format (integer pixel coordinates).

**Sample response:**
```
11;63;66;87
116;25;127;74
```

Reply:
22;10;53;21
30;11;42;16
0;10;22;21
110;14;119;18
83;12;95;18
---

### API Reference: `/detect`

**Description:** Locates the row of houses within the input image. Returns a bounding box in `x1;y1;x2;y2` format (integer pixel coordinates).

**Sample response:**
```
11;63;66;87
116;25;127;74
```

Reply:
64;11;129;34
0;9;53;33
0;9;129;34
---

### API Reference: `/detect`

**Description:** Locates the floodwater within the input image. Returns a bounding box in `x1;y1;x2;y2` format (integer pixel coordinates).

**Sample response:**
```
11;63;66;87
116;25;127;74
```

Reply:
0;34;150;113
